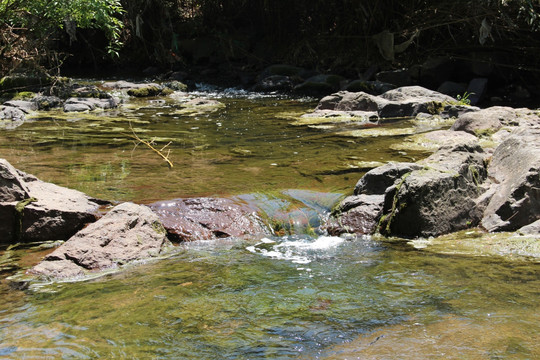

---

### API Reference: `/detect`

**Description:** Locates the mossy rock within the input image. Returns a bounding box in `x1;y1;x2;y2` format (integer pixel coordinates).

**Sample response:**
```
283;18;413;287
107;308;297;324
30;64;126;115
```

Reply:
0;75;53;92
127;86;163;97
160;88;174;96
12;92;35;100
163;81;187;92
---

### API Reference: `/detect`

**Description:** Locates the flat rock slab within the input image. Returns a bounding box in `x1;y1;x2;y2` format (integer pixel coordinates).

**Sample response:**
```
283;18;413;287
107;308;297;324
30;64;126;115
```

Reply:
29;202;172;279
0;158;105;243
101;80;161;90
63;97;120;112
149;197;268;242
390;130;478;153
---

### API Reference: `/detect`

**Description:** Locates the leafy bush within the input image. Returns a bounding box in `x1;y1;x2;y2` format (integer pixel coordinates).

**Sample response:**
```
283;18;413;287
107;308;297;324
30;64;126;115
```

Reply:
0;0;124;74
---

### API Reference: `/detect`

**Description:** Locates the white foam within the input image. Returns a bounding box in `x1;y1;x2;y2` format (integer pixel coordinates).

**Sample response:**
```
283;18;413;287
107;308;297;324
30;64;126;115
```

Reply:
246;236;345;264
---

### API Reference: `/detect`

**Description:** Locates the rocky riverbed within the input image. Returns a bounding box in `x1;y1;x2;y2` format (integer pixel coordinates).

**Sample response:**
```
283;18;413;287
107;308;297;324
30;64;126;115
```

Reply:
1;80;539;283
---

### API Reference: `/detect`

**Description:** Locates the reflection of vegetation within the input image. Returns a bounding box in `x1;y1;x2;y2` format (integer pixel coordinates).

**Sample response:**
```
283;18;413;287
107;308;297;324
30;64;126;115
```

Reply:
68;161;132;200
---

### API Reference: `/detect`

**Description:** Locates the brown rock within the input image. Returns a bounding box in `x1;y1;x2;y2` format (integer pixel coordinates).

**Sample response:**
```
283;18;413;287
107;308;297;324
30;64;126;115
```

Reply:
149;197;268;242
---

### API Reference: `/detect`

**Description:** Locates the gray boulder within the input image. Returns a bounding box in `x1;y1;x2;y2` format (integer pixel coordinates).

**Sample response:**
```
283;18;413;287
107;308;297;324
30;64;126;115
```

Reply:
312;86;456;120
378;144;488;237
0;158;105;243
517;220;540;236
29;202;172;279
325;162;423;235
0;106;26;129
481;128;540;232
101;80;160;90
355;162;424;195
450;106;516;135
3;100;37;112
63;97;120;112
325;194;385;236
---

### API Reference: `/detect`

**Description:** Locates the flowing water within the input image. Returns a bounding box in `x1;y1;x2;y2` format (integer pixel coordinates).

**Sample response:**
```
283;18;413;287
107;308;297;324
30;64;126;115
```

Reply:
0;84;539;359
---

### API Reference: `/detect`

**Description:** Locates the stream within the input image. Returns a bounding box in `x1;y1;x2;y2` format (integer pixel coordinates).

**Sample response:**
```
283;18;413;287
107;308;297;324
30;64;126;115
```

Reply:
0;84;539;359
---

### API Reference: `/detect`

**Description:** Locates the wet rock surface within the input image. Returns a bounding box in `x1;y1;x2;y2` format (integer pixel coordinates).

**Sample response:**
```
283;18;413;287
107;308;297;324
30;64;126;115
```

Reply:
149;197;268;242
29;202;172;279
0;158;106;243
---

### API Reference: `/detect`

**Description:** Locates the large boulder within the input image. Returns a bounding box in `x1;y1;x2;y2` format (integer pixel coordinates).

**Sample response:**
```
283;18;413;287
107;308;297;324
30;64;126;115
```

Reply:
311;86;456;120
325;162;423;235
450;106;516;135
149;197;268;242
481;128;540;232
29;202;172;279
324;194;385;236
378;144;488;237
377;86;455;118
0;159;105;243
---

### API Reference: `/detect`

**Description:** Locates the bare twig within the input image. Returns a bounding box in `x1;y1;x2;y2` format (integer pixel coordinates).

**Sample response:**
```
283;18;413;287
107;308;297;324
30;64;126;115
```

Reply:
128;123;173;168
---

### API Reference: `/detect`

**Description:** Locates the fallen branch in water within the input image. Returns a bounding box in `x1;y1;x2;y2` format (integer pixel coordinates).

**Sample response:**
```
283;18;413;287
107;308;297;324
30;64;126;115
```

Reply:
128;123;174;168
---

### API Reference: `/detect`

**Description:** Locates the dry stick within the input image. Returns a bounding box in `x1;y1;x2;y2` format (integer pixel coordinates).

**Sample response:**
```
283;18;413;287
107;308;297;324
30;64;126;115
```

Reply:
128;124;174;168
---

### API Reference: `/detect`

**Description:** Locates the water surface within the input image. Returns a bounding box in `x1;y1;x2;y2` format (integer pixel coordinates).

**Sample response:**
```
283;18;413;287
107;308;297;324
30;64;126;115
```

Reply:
0;85;538;359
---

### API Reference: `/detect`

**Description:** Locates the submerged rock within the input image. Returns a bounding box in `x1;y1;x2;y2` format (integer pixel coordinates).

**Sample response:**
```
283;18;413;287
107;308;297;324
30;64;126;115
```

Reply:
149;197;268;242
29;202;172;279
0;159;106;243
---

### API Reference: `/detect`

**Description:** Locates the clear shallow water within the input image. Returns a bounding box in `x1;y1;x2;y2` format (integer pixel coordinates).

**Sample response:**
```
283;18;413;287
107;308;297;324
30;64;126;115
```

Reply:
0;85;539;358
0;87;426;202
1;237;539;359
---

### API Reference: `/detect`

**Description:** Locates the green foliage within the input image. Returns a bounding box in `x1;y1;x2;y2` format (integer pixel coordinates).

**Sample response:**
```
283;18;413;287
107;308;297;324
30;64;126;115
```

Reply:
455;92;473;106
0;0;124;73
23;0;124;57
